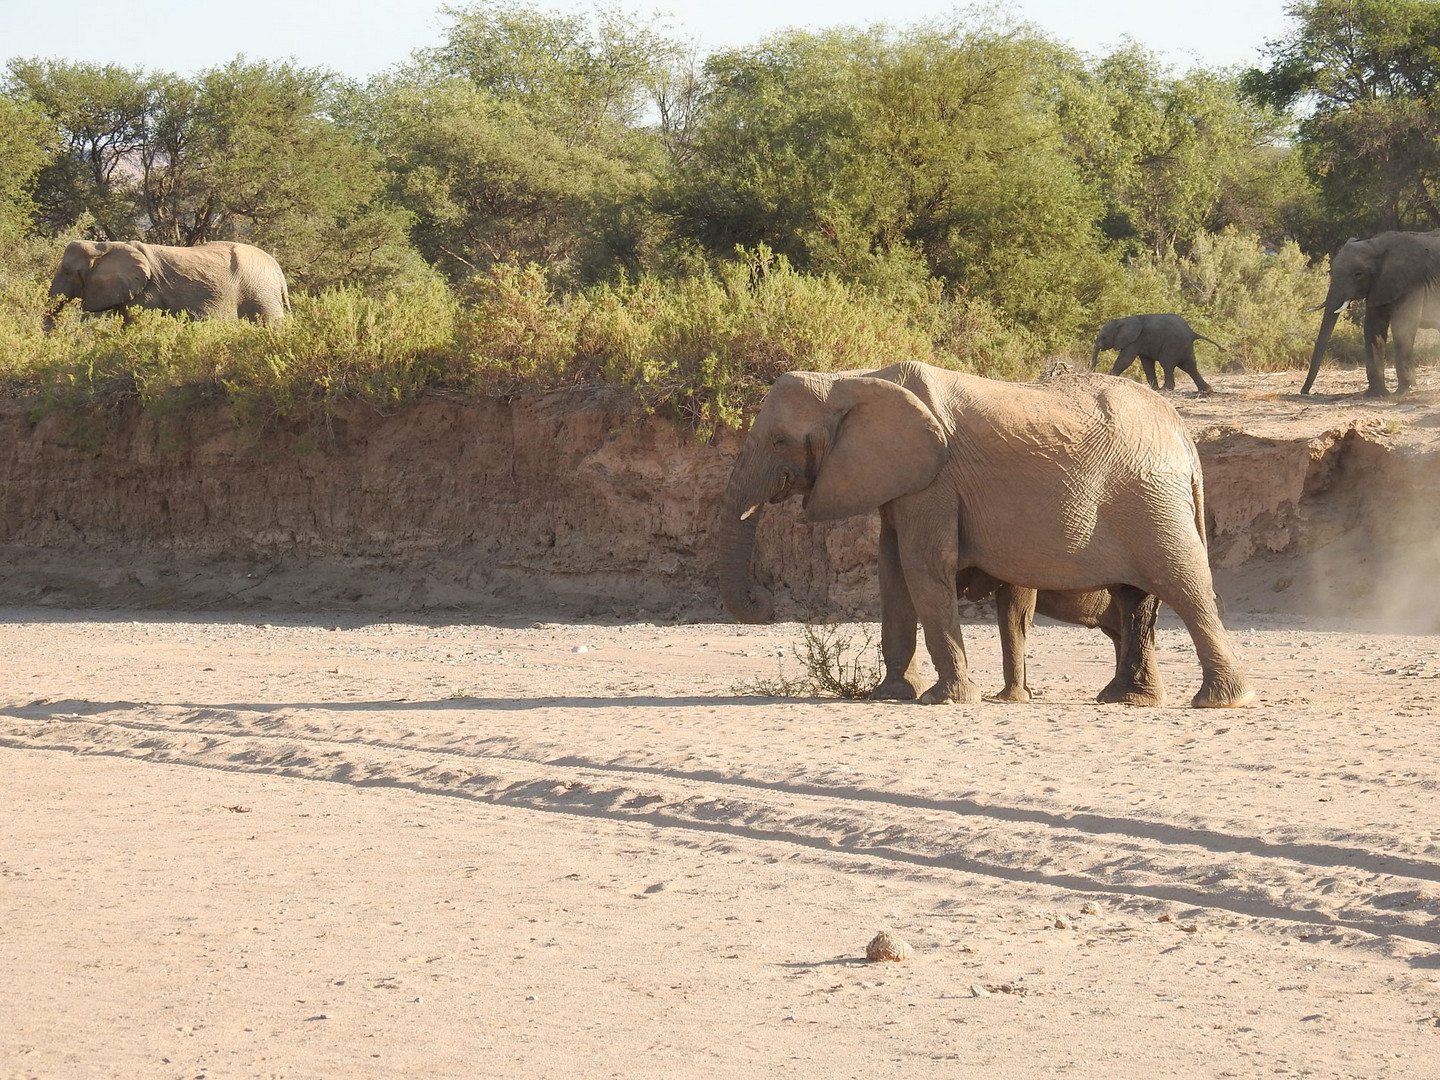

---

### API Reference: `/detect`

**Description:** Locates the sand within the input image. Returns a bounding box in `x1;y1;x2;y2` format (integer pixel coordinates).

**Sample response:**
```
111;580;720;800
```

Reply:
5;608;1440;1078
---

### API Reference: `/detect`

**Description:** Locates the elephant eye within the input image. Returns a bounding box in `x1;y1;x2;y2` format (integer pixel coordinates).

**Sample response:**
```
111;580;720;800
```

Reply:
770;433;787;447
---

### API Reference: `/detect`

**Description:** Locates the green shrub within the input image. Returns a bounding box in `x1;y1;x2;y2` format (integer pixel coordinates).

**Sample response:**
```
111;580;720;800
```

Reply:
1102;229;1359;373
0;229;1366;437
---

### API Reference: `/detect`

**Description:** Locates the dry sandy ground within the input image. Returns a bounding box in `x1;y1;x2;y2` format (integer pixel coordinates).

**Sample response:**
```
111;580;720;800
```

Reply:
5;609;1440;1078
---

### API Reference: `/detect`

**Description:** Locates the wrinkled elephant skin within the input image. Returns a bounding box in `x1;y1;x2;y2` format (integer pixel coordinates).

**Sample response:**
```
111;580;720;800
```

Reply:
718;362;1252;709
46;240;290;329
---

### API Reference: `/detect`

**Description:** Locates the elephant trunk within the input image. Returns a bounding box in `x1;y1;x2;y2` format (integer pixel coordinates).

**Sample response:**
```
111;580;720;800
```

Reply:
1090;337;1103;370
717;446;780;624
1301;304;1342;395
717;512;773;624
42;277;72;333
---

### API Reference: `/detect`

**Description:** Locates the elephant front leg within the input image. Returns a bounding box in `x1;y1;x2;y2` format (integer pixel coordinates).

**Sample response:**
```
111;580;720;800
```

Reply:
1363;309;1391;397
1156;357;1176;391
1110;346;1155;388
900;536;981;705
871;516;924;700
991;583;1036;702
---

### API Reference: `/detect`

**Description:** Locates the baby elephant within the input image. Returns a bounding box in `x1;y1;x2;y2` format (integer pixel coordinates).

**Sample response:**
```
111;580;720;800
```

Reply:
957;569;1164;706
1092;313;1222;393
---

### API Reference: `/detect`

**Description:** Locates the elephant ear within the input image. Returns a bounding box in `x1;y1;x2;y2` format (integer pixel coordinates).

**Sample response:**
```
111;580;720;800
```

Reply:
1370;236;1440;309
802;376;947;522
1113;317;1143;350
83;243;151;312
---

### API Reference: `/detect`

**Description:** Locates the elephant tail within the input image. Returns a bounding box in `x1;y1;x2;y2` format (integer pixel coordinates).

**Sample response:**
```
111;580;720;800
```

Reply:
1194;334;1225;352
281;275;292;314
1191;451;1208;548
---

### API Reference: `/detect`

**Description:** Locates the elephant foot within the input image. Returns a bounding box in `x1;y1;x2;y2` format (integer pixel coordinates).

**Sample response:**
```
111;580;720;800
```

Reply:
1364;384;1391;398
871;676;920;701
1398;381;1416;395
1190;672;1255;709
1096;678;1166;707
985;684;1031;703
918;678;982;705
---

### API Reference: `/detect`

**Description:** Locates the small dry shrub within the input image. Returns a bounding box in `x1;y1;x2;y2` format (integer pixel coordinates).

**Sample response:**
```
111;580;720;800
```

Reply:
733;622;883;699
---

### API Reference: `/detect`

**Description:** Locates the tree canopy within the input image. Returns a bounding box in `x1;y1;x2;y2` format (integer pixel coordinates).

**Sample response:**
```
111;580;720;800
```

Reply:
1243;0;1440;244
7;0;1439;361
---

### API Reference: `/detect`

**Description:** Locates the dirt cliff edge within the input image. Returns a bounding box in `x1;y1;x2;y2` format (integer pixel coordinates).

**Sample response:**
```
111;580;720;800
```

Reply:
2;371;1438;626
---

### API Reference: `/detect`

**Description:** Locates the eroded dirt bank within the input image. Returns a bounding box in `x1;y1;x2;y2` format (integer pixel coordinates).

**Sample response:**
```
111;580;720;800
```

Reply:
2;369;1439;624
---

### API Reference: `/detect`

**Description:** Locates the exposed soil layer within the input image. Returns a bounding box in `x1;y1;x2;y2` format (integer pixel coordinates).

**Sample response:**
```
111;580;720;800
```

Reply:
3;369;1439;625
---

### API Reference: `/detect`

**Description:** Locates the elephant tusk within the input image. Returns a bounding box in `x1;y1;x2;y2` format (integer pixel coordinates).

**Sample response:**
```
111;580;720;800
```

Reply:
1306;302;1326;312
1333;300;1351;314
739;504;761;521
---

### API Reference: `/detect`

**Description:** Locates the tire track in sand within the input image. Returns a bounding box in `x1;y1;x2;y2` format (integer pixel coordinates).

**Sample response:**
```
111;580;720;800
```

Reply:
4;699;1440;947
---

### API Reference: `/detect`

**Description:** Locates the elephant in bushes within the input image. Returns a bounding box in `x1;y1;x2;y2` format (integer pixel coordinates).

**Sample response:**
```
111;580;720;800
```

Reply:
1092;313;1220;393
718;361;1252;709
45;240;290;329
957;568;1164;705
1303;231;1440;397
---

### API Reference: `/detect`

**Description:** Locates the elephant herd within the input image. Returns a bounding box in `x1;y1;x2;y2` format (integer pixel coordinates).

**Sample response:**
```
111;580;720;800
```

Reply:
1096;230;1440;400
42;230;1439;400
34;231;1440;709
719;228;1440;708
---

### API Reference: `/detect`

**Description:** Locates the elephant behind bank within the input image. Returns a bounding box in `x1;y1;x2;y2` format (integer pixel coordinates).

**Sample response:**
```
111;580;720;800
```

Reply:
1303;230;1440;397
1092;313;1220;393
718;362;1251;709
45;240;290;328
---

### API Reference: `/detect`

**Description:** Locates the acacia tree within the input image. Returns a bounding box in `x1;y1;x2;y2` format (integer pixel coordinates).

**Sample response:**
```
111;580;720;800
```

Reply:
6;59;151;239
347;1;679;285
662;24;1118;335
0;95;52;243
432;0;674;149
1054;42;1303;256
1243;0;1440;242
6;57;420;290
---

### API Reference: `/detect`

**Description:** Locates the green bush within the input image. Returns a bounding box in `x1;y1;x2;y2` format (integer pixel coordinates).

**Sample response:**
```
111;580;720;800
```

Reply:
0;229;1358;438
1102;229;1358;373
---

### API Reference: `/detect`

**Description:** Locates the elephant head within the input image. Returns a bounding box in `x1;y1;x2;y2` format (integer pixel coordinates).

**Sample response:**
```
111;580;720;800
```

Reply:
1091;317;1140;368
717;369;947;623
45;240;153;329
1302;233;1440;393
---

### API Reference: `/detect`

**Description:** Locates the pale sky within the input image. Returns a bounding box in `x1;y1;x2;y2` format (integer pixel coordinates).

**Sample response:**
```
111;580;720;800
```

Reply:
1;0;1293;79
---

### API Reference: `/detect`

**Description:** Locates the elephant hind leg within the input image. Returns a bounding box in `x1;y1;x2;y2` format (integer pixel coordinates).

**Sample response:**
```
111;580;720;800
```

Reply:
1094;588;1165;706
1161;585;1253;708
1178;347;1212;393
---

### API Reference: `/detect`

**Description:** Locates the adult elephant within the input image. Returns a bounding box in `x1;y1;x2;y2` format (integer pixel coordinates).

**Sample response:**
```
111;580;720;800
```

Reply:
44;240;290;329
957;569;1164;706
717;362;1251;708
1092;313;1219;393
1302;231;1440;397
